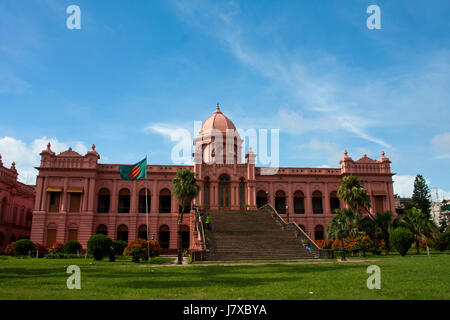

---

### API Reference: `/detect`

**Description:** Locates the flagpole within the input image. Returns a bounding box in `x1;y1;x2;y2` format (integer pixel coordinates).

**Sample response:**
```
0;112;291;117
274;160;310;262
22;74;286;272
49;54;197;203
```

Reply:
145;156;150;264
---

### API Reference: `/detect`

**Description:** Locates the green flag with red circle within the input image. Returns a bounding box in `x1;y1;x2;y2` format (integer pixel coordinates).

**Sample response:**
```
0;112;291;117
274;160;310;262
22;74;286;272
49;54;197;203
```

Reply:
118;157;147;180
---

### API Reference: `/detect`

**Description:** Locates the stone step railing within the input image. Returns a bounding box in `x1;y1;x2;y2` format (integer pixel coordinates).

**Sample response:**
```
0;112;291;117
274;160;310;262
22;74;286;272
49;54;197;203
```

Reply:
259;204;334;259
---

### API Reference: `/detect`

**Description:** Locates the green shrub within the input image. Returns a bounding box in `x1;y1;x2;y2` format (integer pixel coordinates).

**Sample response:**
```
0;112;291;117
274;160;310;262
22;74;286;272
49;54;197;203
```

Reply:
64;240;82;254
435;230;450;251
390;228;414;256
112;240;127;256
87;234;113;260
13;239;35;256
124;238;147;263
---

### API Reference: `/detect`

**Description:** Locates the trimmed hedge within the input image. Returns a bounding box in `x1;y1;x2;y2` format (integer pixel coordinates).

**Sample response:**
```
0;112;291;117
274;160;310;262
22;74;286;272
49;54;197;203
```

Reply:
112;240;127;256
435;230;450;251
64;240;82;254
13;239;35;256
390;227;414;256
87;234;113;260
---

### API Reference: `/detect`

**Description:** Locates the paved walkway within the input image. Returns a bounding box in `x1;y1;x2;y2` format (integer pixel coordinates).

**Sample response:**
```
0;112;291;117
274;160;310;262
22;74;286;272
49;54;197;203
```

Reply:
138;258;377;267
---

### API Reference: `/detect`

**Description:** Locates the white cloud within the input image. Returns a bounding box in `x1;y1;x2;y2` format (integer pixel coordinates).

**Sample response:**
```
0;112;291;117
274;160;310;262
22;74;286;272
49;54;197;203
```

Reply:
169;1;393;149
0;136;88;184
144;124;194;165
145;124;190;142
274;109;311;135
393;174;450;201
393;175;415;198
431;132;450;159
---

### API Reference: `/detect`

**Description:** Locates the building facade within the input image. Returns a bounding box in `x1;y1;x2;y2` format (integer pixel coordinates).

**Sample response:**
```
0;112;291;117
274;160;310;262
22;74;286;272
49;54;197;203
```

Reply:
431;200;449;231
0;155;35;252
30;106;396;251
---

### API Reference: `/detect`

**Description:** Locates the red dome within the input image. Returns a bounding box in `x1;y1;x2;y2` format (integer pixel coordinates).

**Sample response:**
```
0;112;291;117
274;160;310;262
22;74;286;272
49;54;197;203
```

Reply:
200;105;236;134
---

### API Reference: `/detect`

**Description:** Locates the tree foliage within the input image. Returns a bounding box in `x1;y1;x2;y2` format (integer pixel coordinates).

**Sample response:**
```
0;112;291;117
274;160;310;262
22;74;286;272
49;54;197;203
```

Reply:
359;211;395;255
87;234;113;260
172;168;201;214
390;227;414;256
337;176;372;218
395;207;438;254
172;168;201;264
327;208;362;240
411;174;432;218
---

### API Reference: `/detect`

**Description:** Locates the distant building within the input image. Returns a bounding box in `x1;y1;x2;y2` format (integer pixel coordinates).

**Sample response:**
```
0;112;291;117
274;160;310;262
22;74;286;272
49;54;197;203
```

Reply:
431;200;449;231
0;155;35;252
394;196;413;214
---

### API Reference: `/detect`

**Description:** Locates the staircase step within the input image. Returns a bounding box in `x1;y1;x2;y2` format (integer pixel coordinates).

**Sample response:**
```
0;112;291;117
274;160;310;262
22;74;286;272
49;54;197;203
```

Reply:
203;209;318;261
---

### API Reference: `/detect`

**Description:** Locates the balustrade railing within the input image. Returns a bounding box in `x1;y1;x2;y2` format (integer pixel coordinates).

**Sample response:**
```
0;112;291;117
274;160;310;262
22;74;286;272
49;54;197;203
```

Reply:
259;203;334;259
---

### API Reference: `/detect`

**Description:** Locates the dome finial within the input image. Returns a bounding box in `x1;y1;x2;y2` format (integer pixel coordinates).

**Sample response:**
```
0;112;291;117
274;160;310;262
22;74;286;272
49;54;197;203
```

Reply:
216;103;220;113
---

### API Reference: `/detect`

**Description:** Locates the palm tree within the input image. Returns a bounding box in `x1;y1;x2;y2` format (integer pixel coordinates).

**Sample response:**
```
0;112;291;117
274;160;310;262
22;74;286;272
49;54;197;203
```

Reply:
337;176;373;220
327;208;362;259
396;207;438;254
360;211;394;255
327;208;362;240
172;168;201;264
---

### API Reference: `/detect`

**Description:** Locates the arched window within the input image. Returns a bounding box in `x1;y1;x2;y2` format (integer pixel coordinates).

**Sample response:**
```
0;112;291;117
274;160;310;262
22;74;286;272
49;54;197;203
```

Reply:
26;211;32;227
374;196;385;213
330;191;340;213
179;202;191;213
159;225;170;249
46;224;57;248
275;190;286;214
138;189;151;213
69;192;81;213
218;175;230;208
19;207;25;226
118;188;131;213
48;192;61;212
96;224;108;235
312;190;323;214
204;177;210;209
138;225;148;239
239;178;245;209
314;225;324;240
117;225;128;242
256;190;268;208
181;225;190;249
68;225;78;242
159;189;171;213
293;191;305;214
97;188;110;213
12;206;18;225
0;198;6;223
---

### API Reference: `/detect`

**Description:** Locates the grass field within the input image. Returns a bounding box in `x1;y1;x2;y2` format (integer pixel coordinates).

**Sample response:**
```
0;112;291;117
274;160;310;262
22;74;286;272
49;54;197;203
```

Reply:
0;251;449;300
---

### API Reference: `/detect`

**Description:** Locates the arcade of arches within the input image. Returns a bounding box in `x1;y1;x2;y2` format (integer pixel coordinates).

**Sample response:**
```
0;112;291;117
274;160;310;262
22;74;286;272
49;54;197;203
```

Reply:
29;106;396;252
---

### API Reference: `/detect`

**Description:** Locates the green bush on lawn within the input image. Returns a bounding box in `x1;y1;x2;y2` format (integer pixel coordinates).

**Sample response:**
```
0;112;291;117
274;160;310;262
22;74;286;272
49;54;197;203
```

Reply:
390;227;414;256
87;234;113;260
13;239;35;256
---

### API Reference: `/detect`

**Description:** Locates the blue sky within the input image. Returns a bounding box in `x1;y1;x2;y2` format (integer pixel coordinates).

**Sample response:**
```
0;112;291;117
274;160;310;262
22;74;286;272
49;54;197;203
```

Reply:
0;0;449;199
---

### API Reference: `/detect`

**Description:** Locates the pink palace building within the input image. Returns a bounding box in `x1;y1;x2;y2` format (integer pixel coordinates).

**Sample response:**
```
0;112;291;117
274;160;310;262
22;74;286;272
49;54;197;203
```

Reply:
30;106;395;252
0;155;35;252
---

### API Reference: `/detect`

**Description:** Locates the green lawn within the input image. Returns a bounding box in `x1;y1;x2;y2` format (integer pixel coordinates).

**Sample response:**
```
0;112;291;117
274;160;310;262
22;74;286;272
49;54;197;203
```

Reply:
0;252;449;300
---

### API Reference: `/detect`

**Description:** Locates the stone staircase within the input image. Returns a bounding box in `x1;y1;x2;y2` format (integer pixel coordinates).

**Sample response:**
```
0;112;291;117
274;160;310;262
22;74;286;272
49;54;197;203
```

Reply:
205;209;318;261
